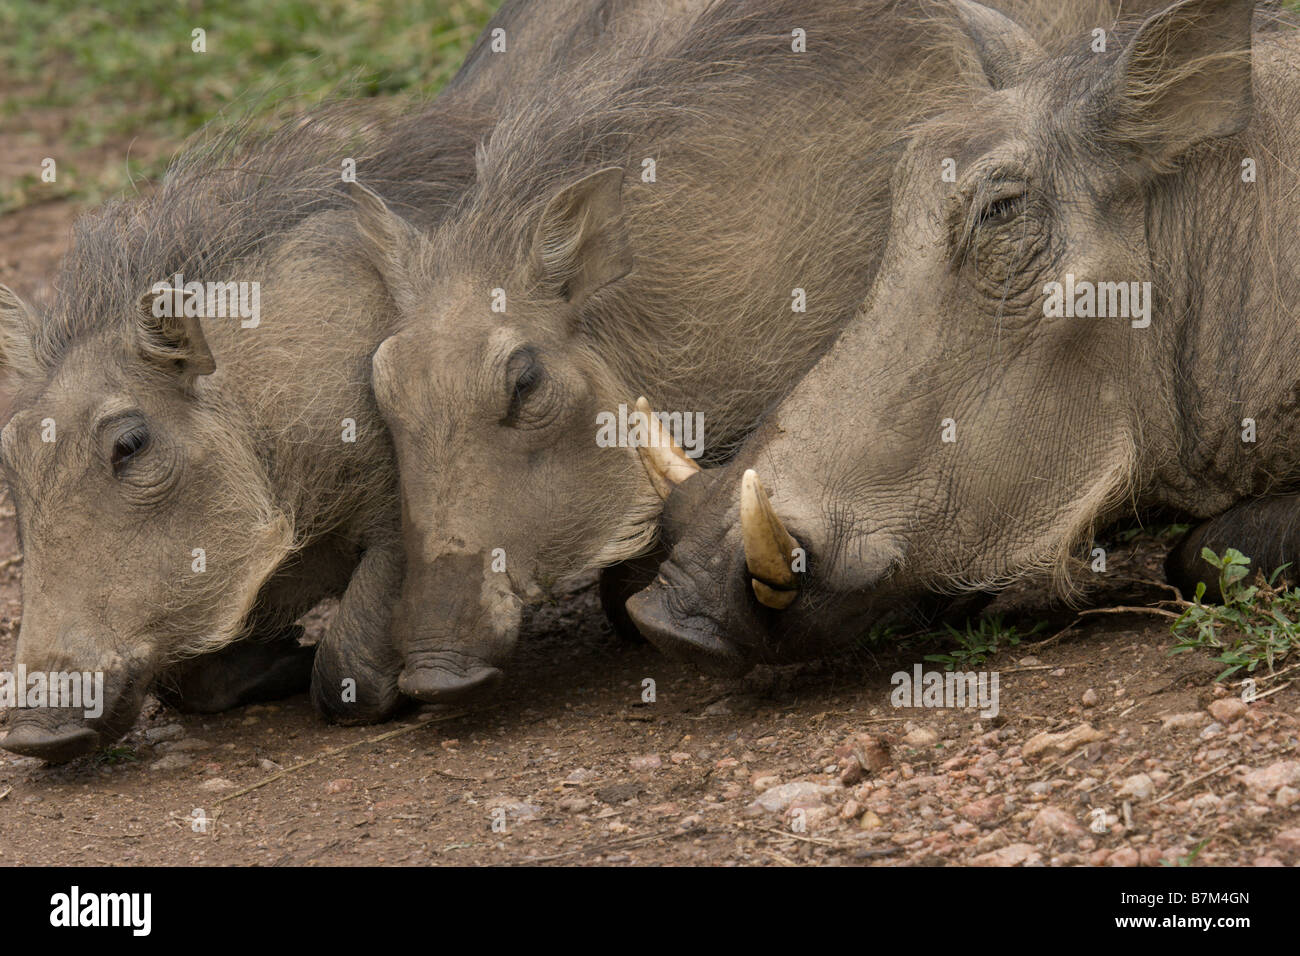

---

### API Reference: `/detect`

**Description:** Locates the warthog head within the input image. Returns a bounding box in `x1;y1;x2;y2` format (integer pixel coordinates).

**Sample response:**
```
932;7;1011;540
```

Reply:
628;0;1266;672
0;285;292;760
357;169;658;702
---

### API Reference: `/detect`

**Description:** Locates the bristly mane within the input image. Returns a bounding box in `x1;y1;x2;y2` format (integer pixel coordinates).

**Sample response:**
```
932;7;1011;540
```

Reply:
34;95;493;371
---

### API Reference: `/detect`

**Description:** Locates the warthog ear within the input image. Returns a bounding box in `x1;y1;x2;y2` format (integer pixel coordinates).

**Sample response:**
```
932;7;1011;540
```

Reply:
531;166;632;306
135;289;217;387
952;0;1043;91
1100;0;1255;168
348;180;422;312
0;283;40;383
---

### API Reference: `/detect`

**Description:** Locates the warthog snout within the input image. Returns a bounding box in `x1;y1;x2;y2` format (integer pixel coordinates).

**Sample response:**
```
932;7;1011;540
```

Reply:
1;654;148;762
391;551;521;705
2;707;101;762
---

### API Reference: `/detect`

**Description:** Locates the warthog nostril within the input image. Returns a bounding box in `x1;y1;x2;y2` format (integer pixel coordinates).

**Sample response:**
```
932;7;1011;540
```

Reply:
1;721;99;763
397;664;503;704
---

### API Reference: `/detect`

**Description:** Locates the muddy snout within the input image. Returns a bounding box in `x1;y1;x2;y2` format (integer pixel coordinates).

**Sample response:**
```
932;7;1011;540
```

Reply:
625;564;755;678
393;551;521;705
1;666;145;762
2;706;102;762
397;652;504;704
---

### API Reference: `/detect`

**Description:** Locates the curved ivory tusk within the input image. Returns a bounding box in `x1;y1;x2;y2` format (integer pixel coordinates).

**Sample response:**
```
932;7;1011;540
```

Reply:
634;395;701;500
741;468;800;609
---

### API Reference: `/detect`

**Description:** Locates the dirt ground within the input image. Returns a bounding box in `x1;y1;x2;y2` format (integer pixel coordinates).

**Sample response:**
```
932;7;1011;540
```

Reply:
0;128;1297;869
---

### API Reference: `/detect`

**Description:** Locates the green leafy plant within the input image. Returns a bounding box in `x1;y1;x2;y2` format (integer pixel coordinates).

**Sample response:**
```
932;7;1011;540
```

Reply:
924;615;1047;670
1170;547;1300;681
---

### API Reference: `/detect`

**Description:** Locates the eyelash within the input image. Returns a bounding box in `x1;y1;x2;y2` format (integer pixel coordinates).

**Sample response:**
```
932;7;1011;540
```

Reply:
952;190;1026;265
111;426;149;473
980;195;1022;226
502;350;544;426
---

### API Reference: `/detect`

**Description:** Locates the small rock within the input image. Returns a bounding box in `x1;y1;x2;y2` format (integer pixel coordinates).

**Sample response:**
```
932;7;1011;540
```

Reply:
787;804;833;830
325;778;353;794
1116;773;1155;802
1273;828;1300;858
859;810;884;830
1022;724;1106;761
565;767;599;784
144;723;184;743
1108;847;1140;867
835;733;892;784
901;728;938;748
746;781;836;816
629;754;662;771
150;754;193;772
1161;712;1207;731
958;795;1004;824
1241;760;1300;798
1208;698;1247;724
489;799;544;823
972;843;1041;867
1138;847;1163;867
1028;805;1085;843
751;772;782;792
1081;689;1099;708
557;795;591;813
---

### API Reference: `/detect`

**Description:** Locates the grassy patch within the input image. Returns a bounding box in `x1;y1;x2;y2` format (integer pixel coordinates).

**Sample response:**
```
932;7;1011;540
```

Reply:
0;0;500;208
923;615;1048;670
94;745;138;766
1171;547;1300;681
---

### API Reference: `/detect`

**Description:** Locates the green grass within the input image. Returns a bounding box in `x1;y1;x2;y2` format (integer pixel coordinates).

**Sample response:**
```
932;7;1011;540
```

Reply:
0;0;500;209
924;615;1047;670
94;745;138;766
1171;547;1300;682
1159;836;1212;867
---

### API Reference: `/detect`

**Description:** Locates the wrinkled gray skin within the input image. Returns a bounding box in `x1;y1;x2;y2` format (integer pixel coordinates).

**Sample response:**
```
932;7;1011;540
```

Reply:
0;0;677;762
628;0;1300;673
361;0;1007;703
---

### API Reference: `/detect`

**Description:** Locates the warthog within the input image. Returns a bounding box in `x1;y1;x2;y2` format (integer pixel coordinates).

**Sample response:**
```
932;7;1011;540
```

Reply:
0;0;692;762
356;0;1148;702
626;0;1300;672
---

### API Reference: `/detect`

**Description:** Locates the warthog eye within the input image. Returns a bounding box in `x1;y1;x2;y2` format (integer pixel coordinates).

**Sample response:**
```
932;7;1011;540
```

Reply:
111;425;150;473
502;346;544;426
978;194;1022;228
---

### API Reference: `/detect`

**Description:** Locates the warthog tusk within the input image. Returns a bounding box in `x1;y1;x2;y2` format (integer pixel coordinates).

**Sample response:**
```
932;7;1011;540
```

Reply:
741;468;799;610
634;396;700;499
